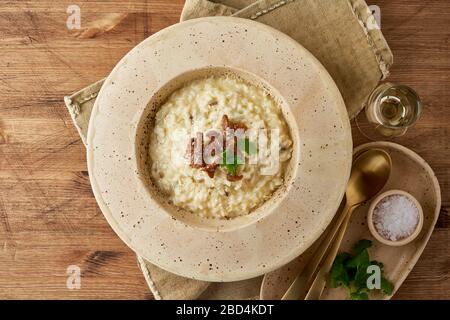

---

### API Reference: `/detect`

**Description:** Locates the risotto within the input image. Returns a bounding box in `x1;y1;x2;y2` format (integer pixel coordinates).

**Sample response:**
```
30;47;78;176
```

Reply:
148;75;292;219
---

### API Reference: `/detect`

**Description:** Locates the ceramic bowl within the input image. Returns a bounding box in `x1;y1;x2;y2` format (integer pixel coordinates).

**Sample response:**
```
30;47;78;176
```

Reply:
87;17;353;281
367;190;424;247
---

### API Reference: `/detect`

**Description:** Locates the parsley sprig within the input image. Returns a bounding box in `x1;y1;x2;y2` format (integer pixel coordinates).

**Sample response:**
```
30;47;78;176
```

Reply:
220;138;256;176
330;239;394;300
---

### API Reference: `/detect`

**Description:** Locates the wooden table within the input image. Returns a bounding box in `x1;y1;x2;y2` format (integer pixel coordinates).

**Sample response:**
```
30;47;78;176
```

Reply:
0;0;448;299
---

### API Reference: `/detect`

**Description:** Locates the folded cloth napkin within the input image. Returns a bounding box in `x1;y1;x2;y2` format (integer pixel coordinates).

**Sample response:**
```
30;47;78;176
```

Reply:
64;0;393;299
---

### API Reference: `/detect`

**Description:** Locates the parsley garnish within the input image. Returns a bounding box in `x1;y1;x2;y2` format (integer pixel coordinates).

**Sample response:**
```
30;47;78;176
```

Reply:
220;138;256;176
221;150;240;176
330;239;394;300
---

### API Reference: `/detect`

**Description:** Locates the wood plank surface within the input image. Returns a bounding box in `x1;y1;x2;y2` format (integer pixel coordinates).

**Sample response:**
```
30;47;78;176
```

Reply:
0;0;448;299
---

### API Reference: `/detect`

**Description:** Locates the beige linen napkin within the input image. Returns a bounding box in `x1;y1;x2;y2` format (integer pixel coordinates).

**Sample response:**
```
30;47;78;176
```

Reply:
64;0;393;299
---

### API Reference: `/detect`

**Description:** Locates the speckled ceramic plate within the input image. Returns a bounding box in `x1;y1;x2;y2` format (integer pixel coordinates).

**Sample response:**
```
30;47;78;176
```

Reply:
87;17;352;282
260;142;441;299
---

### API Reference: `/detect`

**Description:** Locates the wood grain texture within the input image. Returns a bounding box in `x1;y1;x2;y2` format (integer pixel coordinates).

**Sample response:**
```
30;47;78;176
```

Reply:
0;0;448;299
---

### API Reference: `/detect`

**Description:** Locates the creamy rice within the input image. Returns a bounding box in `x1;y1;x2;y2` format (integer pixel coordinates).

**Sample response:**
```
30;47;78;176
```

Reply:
148;75;292;219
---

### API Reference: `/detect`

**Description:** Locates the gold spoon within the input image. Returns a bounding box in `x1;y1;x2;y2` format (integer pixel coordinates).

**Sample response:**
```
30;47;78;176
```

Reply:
282;149;391;300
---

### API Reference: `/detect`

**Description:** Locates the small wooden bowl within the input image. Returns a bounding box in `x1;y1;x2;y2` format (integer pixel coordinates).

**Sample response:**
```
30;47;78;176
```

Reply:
367;190;424;247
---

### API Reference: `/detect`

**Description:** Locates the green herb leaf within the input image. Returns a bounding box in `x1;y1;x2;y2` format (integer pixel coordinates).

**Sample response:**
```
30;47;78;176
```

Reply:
330;252;351;288
241;138;257;155
380;276;394;295
220;150;239;176
329;239;393;300
220;138;256;176
353;239;372;255
353;262;371;289
346;249;370;270
350;291;369;300
225;163;237;176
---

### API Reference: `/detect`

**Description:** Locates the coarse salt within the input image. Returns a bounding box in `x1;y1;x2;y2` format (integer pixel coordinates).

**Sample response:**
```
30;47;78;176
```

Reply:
373;194;419;241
